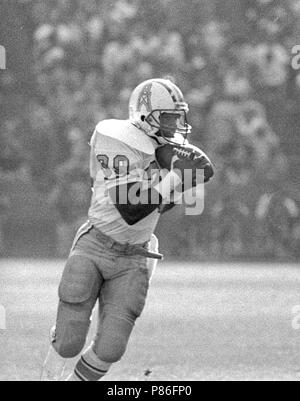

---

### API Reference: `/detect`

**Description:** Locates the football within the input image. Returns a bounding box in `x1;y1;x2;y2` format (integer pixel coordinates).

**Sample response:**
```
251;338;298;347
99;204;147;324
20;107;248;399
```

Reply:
155;143;214;183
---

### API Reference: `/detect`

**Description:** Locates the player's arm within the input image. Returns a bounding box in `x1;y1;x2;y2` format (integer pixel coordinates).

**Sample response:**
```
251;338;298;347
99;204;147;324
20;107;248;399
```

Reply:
109;182;163;225
109;166;185;225
110;142;214;225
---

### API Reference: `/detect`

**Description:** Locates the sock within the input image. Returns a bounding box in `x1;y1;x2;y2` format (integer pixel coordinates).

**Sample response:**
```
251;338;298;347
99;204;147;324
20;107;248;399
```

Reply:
72;346;112;382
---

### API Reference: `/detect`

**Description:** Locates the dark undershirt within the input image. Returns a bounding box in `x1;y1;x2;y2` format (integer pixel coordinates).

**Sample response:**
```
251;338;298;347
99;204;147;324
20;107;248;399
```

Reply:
108;182;175;225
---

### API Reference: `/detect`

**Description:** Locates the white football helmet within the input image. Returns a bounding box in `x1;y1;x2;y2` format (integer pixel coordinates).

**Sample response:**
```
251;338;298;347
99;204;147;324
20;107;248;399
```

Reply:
129;78;192;145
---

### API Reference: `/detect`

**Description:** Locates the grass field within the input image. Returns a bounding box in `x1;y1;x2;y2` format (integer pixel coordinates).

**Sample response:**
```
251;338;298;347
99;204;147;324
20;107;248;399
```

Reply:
0;260;300;381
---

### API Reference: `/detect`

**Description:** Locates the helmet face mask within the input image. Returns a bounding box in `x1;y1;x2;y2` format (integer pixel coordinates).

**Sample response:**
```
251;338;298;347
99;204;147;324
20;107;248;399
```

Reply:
145;109;191;144
129;79;192;145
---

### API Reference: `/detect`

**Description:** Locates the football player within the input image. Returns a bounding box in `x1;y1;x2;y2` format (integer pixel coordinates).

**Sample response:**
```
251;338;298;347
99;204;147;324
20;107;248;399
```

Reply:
41;78;214;381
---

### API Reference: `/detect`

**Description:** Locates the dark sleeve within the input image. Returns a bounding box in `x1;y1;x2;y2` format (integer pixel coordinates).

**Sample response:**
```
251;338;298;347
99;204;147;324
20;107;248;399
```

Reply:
108;182;163;226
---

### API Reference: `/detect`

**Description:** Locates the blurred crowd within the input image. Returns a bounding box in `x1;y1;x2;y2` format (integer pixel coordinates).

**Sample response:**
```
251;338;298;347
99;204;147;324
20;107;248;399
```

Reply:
1;0;300;259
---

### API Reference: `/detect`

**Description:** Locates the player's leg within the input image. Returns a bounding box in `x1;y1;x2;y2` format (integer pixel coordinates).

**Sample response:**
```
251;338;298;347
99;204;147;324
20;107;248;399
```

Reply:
41;255;102;381
54;255;102;358
73;257;151;381
69;235;159;382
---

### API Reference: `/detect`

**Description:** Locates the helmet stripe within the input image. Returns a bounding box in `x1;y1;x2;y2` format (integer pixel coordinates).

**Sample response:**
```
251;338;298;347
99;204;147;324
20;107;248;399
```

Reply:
170;83;184;103
155;80;180;105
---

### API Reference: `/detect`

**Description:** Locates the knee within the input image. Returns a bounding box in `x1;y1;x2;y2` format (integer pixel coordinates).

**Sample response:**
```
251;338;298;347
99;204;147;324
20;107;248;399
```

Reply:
96;338;127;363
52;320;87;359
54;256;101;359
54;341;84;360
94;313;135;363
53;299;94;359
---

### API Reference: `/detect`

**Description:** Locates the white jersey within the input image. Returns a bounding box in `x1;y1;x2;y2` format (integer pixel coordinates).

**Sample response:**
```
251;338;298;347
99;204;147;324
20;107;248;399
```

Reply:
88;119;160;245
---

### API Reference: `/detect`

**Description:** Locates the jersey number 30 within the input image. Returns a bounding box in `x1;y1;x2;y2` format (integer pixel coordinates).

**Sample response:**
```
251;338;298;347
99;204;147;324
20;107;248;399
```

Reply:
97;154;129;178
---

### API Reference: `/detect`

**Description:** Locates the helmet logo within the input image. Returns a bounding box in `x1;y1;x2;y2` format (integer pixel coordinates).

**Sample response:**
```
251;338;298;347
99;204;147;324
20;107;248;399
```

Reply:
137;83;153;113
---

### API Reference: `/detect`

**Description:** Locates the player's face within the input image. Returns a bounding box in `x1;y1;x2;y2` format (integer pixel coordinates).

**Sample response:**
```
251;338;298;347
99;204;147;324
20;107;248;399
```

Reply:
160;111;188;138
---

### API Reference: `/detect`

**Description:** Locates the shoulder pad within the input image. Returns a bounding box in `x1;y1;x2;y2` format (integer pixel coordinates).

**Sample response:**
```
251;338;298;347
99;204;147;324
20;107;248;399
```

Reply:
95;120;156;155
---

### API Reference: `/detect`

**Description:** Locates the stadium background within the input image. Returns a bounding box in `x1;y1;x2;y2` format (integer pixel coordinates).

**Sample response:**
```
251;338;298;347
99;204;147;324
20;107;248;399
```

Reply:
0;0;300;261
